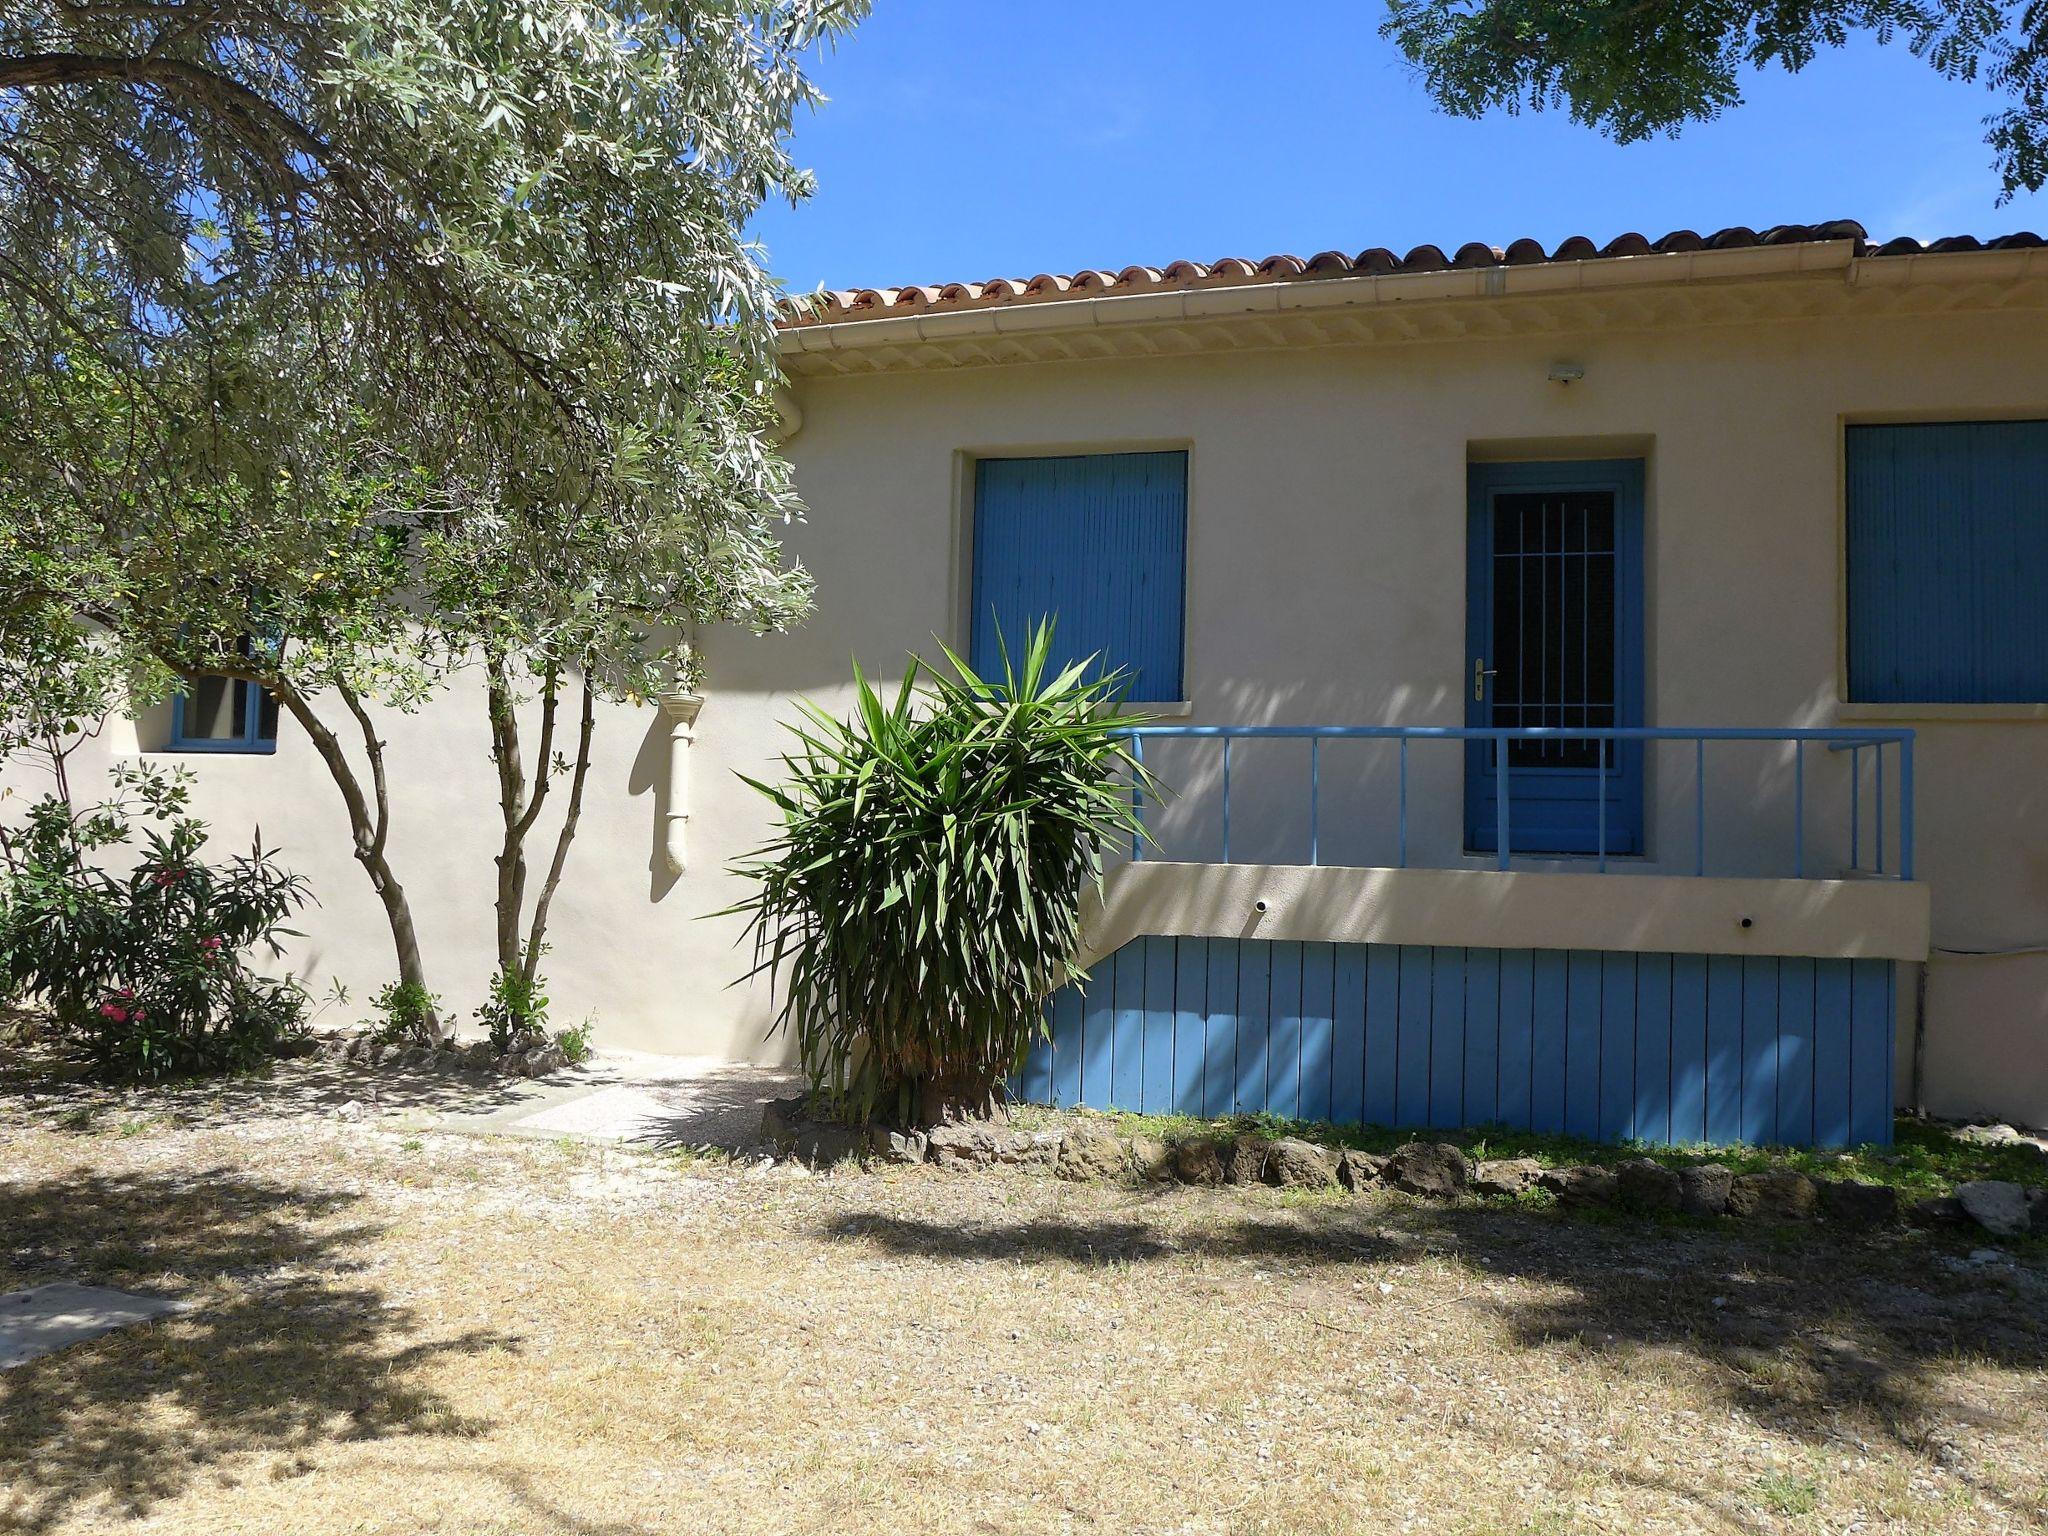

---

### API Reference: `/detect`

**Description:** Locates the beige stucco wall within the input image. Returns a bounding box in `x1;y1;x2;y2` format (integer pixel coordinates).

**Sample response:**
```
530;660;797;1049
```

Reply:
11;289;2048;1124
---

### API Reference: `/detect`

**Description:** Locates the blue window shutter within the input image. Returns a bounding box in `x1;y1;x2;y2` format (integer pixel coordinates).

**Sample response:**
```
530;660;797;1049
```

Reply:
970;451;1187;698
1846;421;2048;703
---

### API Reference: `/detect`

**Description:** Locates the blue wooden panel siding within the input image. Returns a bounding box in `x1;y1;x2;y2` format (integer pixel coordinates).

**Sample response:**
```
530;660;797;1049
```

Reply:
1846;420;2048;703
1023;938;1894;1149
970;451;1188;700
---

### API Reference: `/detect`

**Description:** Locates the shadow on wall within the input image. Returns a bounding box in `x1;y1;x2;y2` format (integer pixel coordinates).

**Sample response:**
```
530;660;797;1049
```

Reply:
626;710;681;902
817;1200;2048;1518
0;1168;510;1532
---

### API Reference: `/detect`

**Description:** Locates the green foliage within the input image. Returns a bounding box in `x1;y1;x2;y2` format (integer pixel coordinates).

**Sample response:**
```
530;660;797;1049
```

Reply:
1379;0;2048;199
369;980;444;1046
728;623;1151;1126
0;765;313;1079
475;967;550;1054
553;1015;596;1067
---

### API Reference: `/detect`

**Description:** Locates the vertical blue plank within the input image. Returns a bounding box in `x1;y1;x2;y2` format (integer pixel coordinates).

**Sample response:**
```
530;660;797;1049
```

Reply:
1669;955;1709;1144
1495;949;1534;1129
1463;947;1501;1127
1395;946;1433;1128
1849;959;1895;1146
1112;943;1146;1111
1234;941;1272;1113
1776;958;1816;1148
1529;950;1569;1134
1741;957;1781;1145
1082;954;1117;1111
1048;984;1083;1109
1429;948;1467;1129
1173;939;1208;1116
1018;995;1053;1105
1812;959;1854;1147
1563;950;1604;1138
1299;943;1336;1125
1141;937;1177;1114
1704;955;1744;1144
1330;946;1367;1127
1633;953;1673;1147
1363;945;1401;1125
1203;940;1240;1119
1598;952;1638;1143
1267;942;1304;1120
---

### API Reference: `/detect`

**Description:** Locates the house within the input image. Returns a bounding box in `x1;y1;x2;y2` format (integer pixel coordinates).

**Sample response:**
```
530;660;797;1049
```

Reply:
48;218;2048;1144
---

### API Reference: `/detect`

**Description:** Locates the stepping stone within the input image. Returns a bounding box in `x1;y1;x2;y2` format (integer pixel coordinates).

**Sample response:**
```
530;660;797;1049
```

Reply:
1;1282;188;1368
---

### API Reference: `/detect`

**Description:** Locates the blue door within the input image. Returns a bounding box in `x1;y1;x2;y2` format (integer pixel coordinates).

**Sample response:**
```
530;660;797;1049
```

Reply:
1465;460;1646;857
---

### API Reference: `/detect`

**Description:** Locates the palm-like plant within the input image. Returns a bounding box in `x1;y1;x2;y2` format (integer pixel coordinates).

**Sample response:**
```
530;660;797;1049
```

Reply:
727;623;1150;1126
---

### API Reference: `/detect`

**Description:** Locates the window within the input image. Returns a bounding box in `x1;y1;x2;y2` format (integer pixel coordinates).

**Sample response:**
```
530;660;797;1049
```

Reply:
969;451;1188;700
169;636;281;753
1846;420;2048;704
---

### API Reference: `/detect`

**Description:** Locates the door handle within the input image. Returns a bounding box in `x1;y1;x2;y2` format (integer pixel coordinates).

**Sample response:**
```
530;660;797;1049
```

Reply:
1473;657;1498;702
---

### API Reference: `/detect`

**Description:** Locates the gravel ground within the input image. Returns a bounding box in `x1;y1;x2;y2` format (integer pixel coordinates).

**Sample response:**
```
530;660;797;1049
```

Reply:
3;1059;2047;1535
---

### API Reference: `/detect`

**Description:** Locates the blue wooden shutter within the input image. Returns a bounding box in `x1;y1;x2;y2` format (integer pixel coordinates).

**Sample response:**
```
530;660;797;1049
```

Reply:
970;451;1187;698
1846;421;2048;702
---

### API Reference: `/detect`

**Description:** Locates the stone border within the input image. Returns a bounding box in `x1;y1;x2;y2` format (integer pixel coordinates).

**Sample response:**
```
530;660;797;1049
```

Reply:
314;1031;571;1079
762;1101;2048;1240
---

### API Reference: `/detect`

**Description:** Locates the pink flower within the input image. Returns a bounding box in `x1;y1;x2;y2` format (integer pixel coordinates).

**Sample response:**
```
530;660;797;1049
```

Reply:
199;936;222;952
99;1003;128;1023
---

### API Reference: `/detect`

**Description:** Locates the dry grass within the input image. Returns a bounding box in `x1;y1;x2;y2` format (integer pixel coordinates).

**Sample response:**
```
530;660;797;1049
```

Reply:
4;1066;2048;1535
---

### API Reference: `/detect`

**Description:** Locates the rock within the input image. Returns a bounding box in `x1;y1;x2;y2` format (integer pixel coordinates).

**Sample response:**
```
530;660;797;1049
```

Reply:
1616;1159;1683;1212
1678;1164;1734;1217
927;1123;1001;1169
1957;1179;2032;1236
334;1100;365;1123
995;1130;1063;1170
272;1035;319;1060
1819;1179;1900;1227
1727;1170;1819;1221
1381;1142;1470;1199
1128;1136;1175;1182
1221;1135;1271;1186
2029;1187;2048;1229
1338;1149;1388;1192
1055;1125;1131;1183
527;1044;568;1076
1957;1122;2024;1145
787;1122;867;1166
1263;1138;1338;1190
1909;1194;1968;1228
759;1094;812;1147
868;1127;928;1165
1539;1166;1618;1206
1473;1157;1542;1196
1174;1139;1224;1185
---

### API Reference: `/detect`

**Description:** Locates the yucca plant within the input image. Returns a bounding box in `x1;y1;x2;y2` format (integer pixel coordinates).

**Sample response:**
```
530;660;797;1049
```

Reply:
727;622;1151;1127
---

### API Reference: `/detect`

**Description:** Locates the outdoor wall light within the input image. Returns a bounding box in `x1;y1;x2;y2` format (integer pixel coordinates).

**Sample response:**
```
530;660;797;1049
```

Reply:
1547;362;1586;384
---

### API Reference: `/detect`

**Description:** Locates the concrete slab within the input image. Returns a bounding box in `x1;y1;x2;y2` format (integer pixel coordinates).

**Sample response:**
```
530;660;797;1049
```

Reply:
1;1282;188;1369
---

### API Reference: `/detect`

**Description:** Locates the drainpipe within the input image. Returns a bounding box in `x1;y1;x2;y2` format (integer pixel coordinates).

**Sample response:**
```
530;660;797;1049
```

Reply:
657;690;703;875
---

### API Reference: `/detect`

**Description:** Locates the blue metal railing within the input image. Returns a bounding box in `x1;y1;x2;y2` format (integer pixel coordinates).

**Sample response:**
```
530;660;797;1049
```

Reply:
1121;725;1915;881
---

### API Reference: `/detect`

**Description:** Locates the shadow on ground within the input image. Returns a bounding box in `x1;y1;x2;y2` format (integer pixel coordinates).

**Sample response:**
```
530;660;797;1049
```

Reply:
0;1168;508;1533
820;1196;2048;1515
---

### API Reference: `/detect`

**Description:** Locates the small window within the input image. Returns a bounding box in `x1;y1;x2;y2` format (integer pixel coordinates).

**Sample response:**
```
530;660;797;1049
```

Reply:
1846;420;2048;703
970;451;1188;699
169;637;281;753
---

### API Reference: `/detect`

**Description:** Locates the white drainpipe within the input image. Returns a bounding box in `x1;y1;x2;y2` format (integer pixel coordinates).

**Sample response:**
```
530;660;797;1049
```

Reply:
657;690;704;875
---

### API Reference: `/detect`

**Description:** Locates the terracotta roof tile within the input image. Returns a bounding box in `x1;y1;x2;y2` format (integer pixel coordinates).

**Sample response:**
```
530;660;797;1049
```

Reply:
782;220;2047;328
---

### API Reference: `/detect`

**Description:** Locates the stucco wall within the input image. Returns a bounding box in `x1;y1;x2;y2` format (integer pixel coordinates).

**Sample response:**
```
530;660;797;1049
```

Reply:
11;297;2048;1124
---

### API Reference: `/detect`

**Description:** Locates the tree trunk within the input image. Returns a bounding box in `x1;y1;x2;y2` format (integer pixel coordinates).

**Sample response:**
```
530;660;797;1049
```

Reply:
520;673;594;988
272;680;439;1031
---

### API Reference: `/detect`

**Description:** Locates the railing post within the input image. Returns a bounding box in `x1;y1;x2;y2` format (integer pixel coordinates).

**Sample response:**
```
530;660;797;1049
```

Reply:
1131;734;1145;863
1309;737;1320;868
1493;736;1510;871
1900;734;1915;881
1695;738;1706;878
1221;738;1232;866
1876;744;1885;876
1597;740;1608;873
1793;740;1804;879
1850;744;1861;873
1398;738;1408;869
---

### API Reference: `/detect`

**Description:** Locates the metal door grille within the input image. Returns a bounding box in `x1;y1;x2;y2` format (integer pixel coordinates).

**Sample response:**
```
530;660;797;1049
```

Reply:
1489;490;1617;767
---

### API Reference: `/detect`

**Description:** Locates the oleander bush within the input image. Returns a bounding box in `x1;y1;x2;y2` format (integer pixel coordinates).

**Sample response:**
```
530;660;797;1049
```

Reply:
0;765;312;1079
729;623;1150;1126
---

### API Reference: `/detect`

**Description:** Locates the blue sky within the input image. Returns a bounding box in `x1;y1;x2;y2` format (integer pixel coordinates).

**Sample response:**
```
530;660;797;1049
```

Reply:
753;1;2045;295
